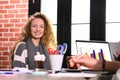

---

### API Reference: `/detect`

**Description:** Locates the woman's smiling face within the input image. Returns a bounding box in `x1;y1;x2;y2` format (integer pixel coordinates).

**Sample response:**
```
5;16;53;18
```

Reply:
31;18;45;39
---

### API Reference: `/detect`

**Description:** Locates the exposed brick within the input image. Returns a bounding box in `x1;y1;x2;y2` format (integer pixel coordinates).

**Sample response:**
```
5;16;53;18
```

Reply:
0;33;2;36
0;47;8;51
10;0;20;4
10;19;20;23
0;24;2;27
0;51;3;56
0;56;8;60
0;62;1;66
0;42;2;46
4;23;14;27
2;61;11;65
4;33;14;37
15;23;25;27
22;0;28;3
10;28;20;32
9;38;19;41
0;15;3;18
0;0;28;69
19;9;28;13
0;6;3;9
0;10;7;13
4;14;14;18
0;1;8;4
0;19;9;23
0;38;8;41
4;5;15;9
0;28;8;32
16;14;27;18
15;33;21;37
16;4;27;8
8;10;18;13
0;65;10;69
22;18;28;22
3;42;14;47
3;52;10;56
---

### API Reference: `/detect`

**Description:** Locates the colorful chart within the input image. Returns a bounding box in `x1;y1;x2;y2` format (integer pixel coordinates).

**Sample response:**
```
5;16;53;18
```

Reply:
88;49;106;61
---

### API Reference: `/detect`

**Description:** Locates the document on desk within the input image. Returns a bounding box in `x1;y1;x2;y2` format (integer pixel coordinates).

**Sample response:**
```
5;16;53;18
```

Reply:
48;72;98;78
0;68;32;75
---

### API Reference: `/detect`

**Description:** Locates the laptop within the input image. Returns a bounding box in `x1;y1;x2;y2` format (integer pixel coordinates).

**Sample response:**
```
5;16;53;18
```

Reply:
64;40;113;74
75;40;112;61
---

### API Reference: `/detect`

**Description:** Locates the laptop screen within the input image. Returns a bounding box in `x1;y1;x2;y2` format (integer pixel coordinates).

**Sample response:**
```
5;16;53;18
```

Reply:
75;40;112;61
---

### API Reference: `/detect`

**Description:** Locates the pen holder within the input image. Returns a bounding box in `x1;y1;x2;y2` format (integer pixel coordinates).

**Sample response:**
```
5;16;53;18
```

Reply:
49;55;64;73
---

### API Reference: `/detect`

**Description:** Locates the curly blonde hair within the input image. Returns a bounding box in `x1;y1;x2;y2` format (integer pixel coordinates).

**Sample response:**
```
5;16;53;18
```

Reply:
11;12;57;54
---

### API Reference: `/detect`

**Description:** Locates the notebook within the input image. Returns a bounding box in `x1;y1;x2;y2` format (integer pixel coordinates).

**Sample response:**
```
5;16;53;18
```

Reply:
75;40;112;61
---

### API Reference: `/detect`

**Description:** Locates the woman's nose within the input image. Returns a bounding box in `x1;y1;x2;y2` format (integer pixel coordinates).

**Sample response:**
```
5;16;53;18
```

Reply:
36;26;40;30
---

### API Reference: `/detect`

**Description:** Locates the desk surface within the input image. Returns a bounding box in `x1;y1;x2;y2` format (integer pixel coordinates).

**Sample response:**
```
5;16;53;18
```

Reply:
0;73;99;80
0;69;114;80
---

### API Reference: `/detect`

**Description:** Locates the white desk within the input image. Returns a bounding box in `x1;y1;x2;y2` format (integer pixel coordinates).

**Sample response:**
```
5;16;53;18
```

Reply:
0;73;99;80
0;69;114;80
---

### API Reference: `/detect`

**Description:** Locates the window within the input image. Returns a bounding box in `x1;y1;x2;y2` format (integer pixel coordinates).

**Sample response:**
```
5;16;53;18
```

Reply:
41;0;57;40
106;0;120;42
71;0;90;55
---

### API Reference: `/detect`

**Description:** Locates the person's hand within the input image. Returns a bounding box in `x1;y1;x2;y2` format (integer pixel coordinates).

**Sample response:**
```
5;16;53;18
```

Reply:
69;54;99;70
68;56;77;69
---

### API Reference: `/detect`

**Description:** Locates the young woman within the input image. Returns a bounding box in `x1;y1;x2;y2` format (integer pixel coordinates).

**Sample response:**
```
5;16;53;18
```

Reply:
11;12;57;70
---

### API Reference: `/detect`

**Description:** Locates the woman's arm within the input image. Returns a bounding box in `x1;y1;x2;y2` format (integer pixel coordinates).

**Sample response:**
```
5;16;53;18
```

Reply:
13;42;28;68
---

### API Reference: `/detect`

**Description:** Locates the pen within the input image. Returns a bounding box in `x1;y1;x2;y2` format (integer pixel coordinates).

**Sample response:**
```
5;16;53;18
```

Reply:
5;72;14;74
0;69;19;72
0;69;19;74
0;71;14;74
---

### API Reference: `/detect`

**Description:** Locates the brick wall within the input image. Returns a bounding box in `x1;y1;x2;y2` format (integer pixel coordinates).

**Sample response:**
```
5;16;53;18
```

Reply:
0;0;28;68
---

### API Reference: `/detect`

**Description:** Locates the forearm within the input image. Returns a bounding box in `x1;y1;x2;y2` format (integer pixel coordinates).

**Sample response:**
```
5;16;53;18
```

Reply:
105;61;120;73
93;60;102;71
94;60;120;73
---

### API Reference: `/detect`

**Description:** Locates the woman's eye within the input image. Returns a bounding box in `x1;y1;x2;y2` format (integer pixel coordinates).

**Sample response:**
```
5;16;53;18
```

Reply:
32;25;36;27
41;26;44;28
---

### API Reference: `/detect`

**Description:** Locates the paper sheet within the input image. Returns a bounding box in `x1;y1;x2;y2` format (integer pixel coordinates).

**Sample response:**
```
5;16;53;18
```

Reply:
48;72;98;78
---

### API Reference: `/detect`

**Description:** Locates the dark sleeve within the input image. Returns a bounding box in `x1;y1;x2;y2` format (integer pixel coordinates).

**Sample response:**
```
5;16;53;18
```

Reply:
12;42;28;68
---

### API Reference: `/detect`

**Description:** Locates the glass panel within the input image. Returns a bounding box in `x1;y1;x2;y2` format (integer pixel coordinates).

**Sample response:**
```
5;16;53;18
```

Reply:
106;0;120;42
41;0;57;42
106;23;120;42
72;0;90;23
106;0;120;22
71;25;90;55
41;0;57;24
71;0;90;55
